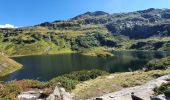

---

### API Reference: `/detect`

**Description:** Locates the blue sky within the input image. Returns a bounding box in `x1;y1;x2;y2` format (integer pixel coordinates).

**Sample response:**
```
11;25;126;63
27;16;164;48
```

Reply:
0;0;170;27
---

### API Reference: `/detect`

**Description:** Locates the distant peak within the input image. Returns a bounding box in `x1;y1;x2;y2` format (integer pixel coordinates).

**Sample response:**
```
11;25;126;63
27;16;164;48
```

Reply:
91;11;109;16
145;8;156;12
72;11;110;20
83;11;109;16
83;11;92;15
137;8;162;14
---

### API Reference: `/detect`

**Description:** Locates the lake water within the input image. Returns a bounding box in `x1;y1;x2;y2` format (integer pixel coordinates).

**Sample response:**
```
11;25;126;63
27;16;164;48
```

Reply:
2;51;170;81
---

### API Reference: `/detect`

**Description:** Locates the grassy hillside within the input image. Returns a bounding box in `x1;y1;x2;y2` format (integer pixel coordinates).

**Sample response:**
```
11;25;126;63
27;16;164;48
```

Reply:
0;8;170;56
0;26;124;56
0;53;22;77
72;69;170;99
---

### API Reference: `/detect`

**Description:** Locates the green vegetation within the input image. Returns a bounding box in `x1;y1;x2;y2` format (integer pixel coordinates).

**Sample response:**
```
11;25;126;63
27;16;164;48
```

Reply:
0;81;23;100
1;9;170;56
0;26;123;56
0;80;48;99
1;55;170;99
63;69;108;81
154;82;170;95
145;56;170;70
72;69;170;99
1;8;170;99
80;47;114;57
49;69;108;91
1;26;170;57
0;54;22;77
49;76;79;91
2;68;170;100
0;69;108;99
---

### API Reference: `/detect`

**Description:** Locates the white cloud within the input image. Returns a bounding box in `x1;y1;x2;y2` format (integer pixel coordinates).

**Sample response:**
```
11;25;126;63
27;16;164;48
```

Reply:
0;24;18;28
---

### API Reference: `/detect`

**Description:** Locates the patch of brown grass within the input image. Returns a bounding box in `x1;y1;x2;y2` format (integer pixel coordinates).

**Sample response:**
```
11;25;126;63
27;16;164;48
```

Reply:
72;69;170;100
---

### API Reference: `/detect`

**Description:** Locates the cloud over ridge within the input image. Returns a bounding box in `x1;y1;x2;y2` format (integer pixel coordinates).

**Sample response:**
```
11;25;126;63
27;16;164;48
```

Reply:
0;24;18;28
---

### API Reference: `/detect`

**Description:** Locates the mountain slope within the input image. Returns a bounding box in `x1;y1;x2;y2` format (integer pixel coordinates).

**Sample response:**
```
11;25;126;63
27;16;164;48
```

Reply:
0;8;170;56
0;53;22;77
37;8;170;39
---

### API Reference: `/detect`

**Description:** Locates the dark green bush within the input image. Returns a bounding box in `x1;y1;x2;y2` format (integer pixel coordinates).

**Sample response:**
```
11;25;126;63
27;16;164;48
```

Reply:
145;57;170;70
49;76;79;91
76;35;100;48
49;69;108;91
63;69;108;81
154;82;170;95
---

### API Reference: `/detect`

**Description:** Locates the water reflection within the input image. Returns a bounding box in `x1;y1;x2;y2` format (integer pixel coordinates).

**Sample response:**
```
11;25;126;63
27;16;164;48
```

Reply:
2;51;170;81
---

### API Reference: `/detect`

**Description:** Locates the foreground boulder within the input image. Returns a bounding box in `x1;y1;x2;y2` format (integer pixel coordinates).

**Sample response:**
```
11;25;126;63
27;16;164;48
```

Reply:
17;89;44;100
17;85;72;100
92;75;170;100
46;86;72;100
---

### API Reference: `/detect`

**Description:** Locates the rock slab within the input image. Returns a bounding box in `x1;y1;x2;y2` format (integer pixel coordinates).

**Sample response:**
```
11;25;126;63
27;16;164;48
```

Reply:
92;75;170;100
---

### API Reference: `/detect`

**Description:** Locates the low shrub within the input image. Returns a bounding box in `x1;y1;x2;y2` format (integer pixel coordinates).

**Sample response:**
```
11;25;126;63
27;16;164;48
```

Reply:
63;69;108;81
145;57;170;70
50;76;79;91
16;80;48;89
0;80;48;99
49;69;108;91
0;69;108;99
0;81;22;99
154;82;170;95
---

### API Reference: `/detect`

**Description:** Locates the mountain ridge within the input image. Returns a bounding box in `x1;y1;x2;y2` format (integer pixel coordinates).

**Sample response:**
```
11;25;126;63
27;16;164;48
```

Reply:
38;8;170;38
0;8;170;56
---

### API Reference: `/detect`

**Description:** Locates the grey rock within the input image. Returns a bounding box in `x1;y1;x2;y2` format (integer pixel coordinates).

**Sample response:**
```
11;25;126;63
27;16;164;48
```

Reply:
151;94;166;100
92;75;170;100
46;94;55;100
59;87;72;100
17;90;42;100
46;86;72;100
53;86;61;97
46;86;62;100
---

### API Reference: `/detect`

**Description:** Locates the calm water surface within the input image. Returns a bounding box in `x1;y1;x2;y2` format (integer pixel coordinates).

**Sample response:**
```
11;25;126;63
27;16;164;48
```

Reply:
2;51;170;81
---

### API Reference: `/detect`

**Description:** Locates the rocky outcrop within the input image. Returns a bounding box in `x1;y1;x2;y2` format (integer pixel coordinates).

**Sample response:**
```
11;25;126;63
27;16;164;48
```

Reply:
37;8;170;39
72;11;110;20
104;8;170;39
46;86;72;100
106;22;170;39
17;90;45;100
151;94;167;100
39;21;80;29
130;41;170;50
92;75;170;100
17;84;72;100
